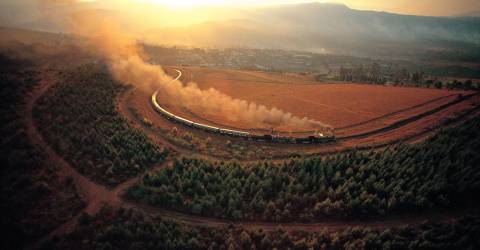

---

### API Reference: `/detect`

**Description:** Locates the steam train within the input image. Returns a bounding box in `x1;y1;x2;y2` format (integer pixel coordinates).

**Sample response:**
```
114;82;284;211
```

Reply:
152;91;335;144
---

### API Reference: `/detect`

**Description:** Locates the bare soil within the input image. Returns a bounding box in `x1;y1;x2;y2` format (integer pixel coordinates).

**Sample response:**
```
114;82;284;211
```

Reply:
157;66;469;132
126;67;480;160
25;68;480;248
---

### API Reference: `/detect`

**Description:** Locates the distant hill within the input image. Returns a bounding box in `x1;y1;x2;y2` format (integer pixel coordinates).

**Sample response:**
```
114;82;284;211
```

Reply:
456;10;480;17
1;2;479;59
144;3;480;58
0;27;65;46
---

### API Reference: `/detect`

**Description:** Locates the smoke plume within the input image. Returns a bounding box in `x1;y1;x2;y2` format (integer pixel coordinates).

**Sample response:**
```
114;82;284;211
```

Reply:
66;6;330;131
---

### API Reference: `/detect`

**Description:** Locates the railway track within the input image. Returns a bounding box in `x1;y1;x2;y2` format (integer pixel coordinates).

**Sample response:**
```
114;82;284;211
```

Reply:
25;71;480;249
151;69;335;143
336;93;462;131
151;69;479;145
337;92;479;141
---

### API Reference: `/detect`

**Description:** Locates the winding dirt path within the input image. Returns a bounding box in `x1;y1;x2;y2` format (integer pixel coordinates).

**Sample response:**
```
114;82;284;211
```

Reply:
117;87;226;162
25;72;480;249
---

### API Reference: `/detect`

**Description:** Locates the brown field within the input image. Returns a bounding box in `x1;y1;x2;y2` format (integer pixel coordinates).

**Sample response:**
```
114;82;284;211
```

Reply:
157;66;469;134
122;65;480;160
123;83;479;160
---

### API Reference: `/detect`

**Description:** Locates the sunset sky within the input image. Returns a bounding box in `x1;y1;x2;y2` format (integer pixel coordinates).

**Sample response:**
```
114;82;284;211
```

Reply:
2;0;479;16
333;0;480;16
103;0;479;16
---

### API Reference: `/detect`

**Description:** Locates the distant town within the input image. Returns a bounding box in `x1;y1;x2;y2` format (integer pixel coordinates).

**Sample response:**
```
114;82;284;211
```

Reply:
144;45;480;90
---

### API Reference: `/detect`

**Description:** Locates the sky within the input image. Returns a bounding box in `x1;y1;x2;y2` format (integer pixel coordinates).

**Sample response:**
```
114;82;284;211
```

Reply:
3;0;480;16
335;0;480;16
121;0;480;16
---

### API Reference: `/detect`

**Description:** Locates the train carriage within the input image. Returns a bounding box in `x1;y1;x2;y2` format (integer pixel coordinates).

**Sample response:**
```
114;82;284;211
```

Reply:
152;89;335;144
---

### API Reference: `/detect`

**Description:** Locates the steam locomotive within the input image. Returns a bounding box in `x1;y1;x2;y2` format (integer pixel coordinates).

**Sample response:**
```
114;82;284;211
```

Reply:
152;91;335;144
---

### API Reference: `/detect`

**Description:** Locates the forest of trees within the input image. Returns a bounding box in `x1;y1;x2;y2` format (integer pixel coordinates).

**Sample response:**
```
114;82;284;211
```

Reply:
34;64;169;186
337;64;479;90
0;55;85;249
48;207;480;250
1;52;478;249
128;115;480;221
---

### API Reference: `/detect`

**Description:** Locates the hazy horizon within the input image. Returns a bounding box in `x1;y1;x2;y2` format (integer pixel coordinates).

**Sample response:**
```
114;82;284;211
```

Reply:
1;0;479;60
1;0;480;18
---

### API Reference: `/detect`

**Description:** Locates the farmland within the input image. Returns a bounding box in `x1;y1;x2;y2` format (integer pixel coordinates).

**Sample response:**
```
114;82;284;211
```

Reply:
2;25;480;250
123;66;480;160
174;67;467;130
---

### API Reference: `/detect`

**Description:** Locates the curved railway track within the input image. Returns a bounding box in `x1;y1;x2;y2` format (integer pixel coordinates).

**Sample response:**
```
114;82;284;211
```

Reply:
27;69;480;248
152;69;335;142
335;93;461;131
25;78;479;232
336;92;479;141
121;68;480;164
152;69;479;144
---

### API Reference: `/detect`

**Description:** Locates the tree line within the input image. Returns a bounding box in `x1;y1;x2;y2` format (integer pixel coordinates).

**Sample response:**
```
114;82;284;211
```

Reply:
0;55;85;249
337;64;479;90
35;64;169;186
128;115;480;221
48;207;480;250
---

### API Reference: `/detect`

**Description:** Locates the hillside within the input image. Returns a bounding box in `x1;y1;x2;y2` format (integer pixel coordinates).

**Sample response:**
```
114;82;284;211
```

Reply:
2;2;479;59
144;3;480;58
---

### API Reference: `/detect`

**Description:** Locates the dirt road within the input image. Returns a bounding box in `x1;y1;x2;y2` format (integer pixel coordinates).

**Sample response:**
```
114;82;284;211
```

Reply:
25;72;480;248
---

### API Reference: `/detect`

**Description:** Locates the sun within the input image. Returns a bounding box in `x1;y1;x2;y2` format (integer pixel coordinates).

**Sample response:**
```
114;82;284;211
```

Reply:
141;0;318;8
144;0;230;8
